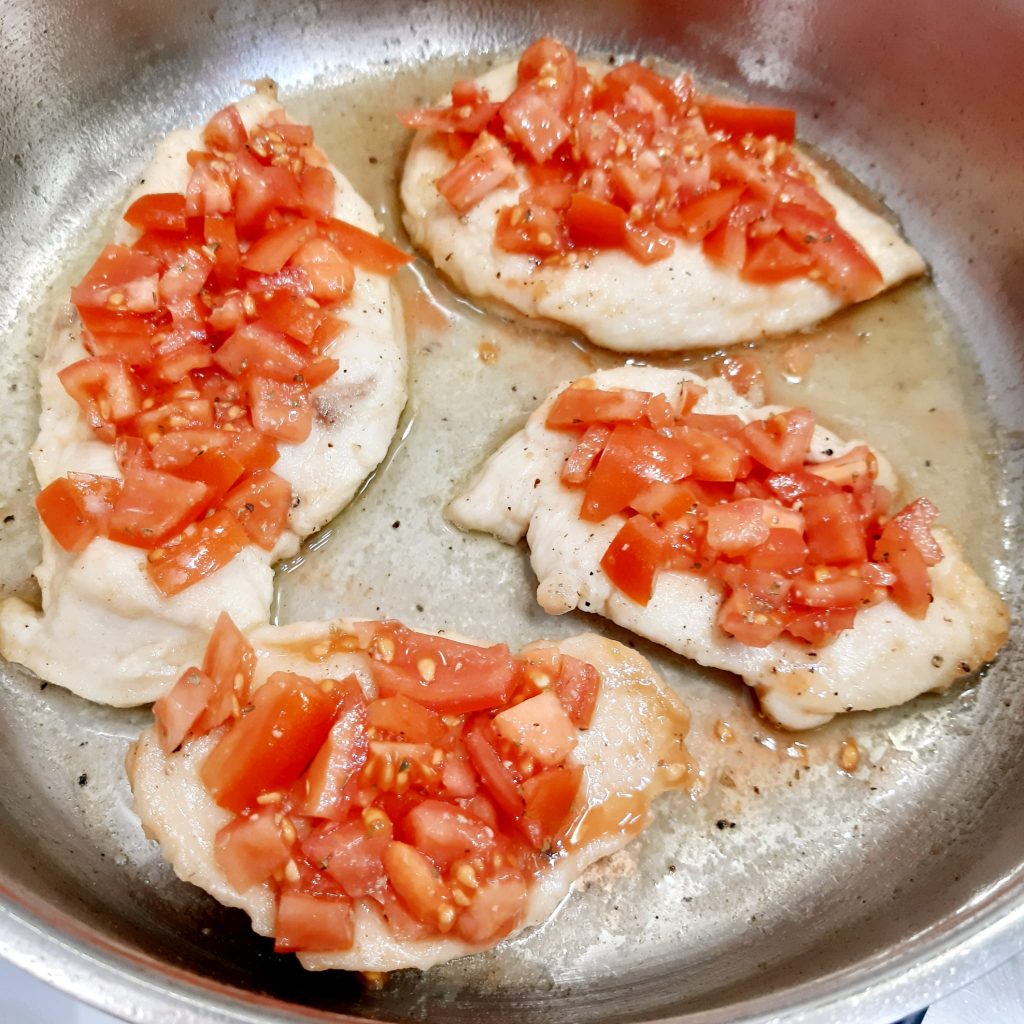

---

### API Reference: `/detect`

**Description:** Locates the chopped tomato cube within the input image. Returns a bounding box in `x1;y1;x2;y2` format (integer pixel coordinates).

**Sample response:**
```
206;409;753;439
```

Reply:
274;891;355;953
215;811;292;893
241;219;316;274
302;818;390;898
301;678;368;820
455;867;529;945
784;606;857;646
35;474;120;553
403;800;497;871
59;356;142;441
202;104;247;153
701;102;796;142
561;424;612;485
146;507;249;596
495;202;567;257
500;84;571;163
464;719;525;820
71;244;162;313
554;655;601;728
493;691;577;767
299;165;337;220
802;492;868;564
247;376;313;443
153;666;215;753
706;498;772;556
221;469;291;550
201;671;343;813
214;323;313;382
436;132;516;214
547;385;651;431
366;695;446;743
742;409;815;473
123;193;188;235
106;468;210;549
289;236;355;302
320;218;412;275
196;611;256;734
520;764;583;849
600;514;668;605
383;841;455;931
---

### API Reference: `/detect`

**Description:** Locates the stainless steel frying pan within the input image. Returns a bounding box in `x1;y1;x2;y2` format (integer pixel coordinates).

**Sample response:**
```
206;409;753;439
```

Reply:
1;1;1022;1021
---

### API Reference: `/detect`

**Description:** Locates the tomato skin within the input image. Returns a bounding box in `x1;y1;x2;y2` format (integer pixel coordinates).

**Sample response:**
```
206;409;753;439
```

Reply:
214;811;292;893
274;891;355;953
561;424;612;486
600;514;668;605
146;507;250;597
201;672;343;814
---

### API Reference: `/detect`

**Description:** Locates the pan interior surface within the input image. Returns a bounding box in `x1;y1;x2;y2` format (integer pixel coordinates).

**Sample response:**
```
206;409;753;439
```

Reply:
0;2;1022;1023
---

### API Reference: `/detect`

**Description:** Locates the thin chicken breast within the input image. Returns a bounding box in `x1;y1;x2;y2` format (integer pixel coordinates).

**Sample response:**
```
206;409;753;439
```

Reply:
0;92;407;705
401;61;925;353
448;366;1008;729
127;618;694;971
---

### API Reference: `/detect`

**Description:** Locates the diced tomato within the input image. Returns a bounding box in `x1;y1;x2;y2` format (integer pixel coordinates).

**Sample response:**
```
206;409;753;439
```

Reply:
289;237;355;302
775;203;884;302
663;186;744;240
806;445;878;487
500;84;571;163
221;469;291;550
301;678;368;820
202;104;247;153
241;219;316;274
215;811;292;893
706;498;772;556
561;424;611;485
149;428;229;470
78;307;156;365
493;691;577;767
742;235;813;283
71;245;162;313
554;655;601;728
624;221;675;263
214;323;312;382
495;202;567;257
247;375;313;443
702;218;748;269
35;474;120;552
399;80;502;134
300;357;339;388
520;764;583;849
436;132;516;214
873;498;941;618
701;102;796;142
123;193;188;235
742;409;815;473
274;891;354;953
153;666;215;753
195;611;256;733
455;866;529;945
203;216;241;287
516;36;578;111
370;625;517;714
233;151;303;236
320;218;412;275
403;800;496;871
717;586;785;647
59;356;142;441
464;720;525;820
600;514;668;605
146;507;249;596
714;355;765;398
299;165;336;220
784;606;857;645
366;695;445;743
201;672;343;813
547;384;651;430
105;468;209;548
226;426;280;472
302;817;390;898
803;492;868;564
667;425;749;482
383;841;455;931
745;527;809;573
175;449;245;506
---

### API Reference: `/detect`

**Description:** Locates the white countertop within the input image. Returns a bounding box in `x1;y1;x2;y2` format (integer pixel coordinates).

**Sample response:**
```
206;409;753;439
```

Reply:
2;952;1023;1023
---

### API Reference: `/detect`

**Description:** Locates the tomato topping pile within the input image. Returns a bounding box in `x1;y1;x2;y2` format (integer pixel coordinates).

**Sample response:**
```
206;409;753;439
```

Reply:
36;103;410;596
401;37;883;298
154;614;600;953
547;382;944;647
